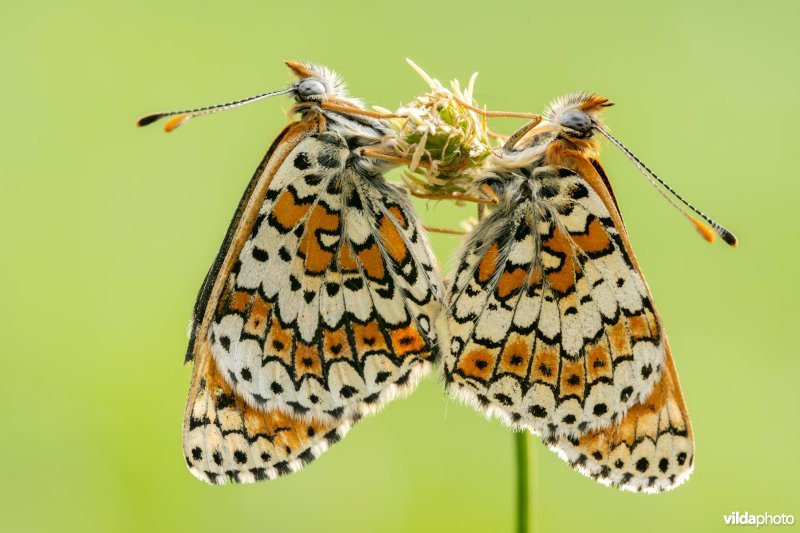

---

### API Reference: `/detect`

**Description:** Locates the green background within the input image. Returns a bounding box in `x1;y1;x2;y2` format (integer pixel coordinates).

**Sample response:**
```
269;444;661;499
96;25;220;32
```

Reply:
3;1;797;531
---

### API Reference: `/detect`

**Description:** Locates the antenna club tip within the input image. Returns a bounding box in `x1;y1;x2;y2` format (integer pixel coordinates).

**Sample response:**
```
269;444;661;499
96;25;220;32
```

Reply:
136;113;164;127
164;114;191;133
721;230;739;248
690;217;716;244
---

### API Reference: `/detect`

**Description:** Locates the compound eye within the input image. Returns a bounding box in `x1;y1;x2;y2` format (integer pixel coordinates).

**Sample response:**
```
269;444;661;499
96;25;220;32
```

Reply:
297;78;326;97
559;109;592;134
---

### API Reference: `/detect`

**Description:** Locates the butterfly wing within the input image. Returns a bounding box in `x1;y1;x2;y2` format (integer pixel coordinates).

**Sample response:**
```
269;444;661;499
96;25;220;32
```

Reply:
446;159;692;491
447;166;665;437
184;341;357;484
549;352;693;493
184;120;443;484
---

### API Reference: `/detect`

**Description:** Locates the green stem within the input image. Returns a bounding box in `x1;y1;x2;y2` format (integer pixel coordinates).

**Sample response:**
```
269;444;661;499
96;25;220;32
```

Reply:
515;431;530;533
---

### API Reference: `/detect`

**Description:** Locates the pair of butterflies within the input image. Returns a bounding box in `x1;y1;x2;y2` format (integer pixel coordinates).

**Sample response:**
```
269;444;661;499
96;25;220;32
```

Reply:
140;61;733;493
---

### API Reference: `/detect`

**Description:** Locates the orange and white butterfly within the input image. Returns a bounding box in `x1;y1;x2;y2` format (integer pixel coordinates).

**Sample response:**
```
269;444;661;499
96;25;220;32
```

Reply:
444;93;736;493
139;62;444;484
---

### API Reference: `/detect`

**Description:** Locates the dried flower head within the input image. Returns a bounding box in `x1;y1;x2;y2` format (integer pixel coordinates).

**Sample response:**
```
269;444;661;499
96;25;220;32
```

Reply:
385;60;496;197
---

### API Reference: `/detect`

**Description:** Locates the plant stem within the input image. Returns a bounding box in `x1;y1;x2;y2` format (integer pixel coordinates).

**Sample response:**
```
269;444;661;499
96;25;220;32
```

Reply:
515;431;530;533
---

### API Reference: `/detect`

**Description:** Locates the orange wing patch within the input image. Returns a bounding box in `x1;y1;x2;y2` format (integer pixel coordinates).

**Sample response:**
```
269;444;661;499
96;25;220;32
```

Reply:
389;325;426;357
389;207;408;229
542;226;580;294
378;214;409;263
607;319;633;361
585;342;612;383
352;320;391;359
570;217;612;255
271;188;313;231
558;358;586;398
477;242;500;283
357;243;386;280
529;344;559;387
228;290;251;313
497;336;533;379
298;205;340;274
497;266;527;299
338;242;359;272
527;264;543;286
323;328;355;362
628;311;652;341
243;293;271;338
459;347;498;381
294;342;323;380
264;316;294;366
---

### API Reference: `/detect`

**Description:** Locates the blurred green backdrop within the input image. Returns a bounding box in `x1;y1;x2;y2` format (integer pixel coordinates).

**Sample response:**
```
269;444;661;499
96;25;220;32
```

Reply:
2;1;798;532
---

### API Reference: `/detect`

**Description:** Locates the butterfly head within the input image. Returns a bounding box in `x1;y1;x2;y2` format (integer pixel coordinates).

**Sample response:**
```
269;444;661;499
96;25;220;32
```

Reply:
487;93;613;173
285;61;363;108
544;93;613;139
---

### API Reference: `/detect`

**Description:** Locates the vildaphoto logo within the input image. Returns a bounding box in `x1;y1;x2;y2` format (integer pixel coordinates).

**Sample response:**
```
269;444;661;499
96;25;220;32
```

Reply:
723;512;795;527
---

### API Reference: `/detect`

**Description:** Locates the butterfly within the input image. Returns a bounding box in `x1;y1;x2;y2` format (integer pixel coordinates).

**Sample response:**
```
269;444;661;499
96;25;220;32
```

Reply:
138;62;444;484
443;93;736;493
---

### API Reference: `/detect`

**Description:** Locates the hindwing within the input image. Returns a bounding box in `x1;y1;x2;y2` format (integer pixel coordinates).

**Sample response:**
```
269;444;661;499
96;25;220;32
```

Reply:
547;354;693;493
184;341;356;484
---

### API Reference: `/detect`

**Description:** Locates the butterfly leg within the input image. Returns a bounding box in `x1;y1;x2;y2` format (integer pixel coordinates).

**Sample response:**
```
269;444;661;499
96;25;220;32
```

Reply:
503;116;544;150
320;101;404;119
423;225;467;236
407;188;499;205
359;146;414;166
453;96;540;121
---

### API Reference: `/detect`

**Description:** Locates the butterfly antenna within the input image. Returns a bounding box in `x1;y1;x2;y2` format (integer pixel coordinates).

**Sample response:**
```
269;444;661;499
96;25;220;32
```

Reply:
594;125;738;247
136;87;295;132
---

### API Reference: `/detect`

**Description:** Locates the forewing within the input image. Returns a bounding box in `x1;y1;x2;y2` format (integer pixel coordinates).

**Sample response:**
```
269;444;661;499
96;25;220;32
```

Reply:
207;131;443;423
445;167;665;440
